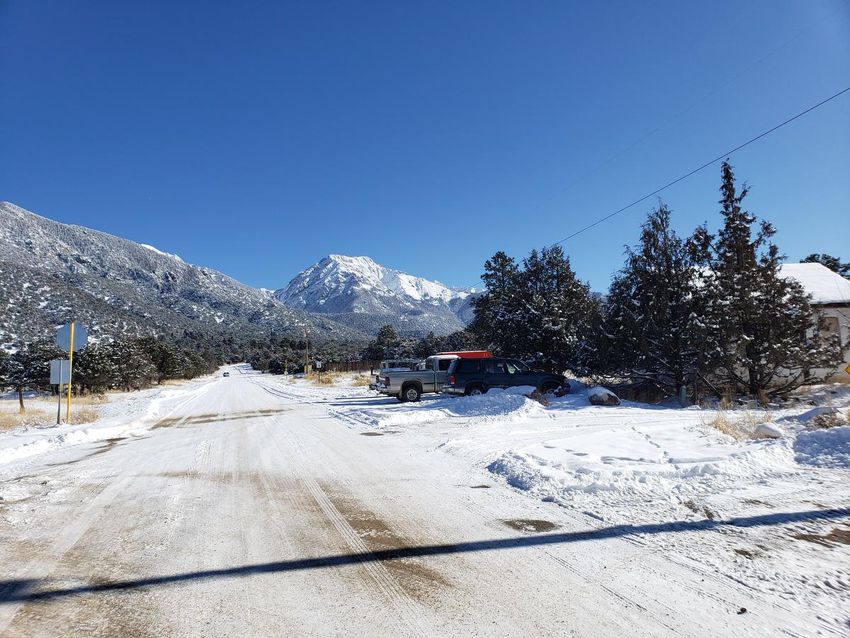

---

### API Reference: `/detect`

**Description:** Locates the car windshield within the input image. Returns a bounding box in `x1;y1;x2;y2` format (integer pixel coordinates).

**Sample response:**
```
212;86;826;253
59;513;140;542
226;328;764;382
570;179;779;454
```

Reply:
508;360;530;373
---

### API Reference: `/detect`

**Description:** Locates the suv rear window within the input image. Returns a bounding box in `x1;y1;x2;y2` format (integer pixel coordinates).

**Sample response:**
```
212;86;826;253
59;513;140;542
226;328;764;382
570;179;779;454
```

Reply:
453;359;482;374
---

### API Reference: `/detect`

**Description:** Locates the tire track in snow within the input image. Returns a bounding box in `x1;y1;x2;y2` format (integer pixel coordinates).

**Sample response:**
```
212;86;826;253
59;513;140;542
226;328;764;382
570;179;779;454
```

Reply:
273;420;432;637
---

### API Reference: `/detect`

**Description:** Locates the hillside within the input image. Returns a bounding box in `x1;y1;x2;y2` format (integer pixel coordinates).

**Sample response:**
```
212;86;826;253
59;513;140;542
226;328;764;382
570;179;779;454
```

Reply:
0;202;363;346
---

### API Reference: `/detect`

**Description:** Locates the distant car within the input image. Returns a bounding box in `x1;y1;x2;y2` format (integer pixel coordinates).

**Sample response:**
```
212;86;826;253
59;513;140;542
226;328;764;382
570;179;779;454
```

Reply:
223;372;230;377
441;357;568;396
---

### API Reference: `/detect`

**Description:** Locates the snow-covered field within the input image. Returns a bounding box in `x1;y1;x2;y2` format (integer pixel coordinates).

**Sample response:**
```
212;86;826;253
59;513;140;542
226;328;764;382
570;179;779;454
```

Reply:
268;375;850;632
1;369;848;635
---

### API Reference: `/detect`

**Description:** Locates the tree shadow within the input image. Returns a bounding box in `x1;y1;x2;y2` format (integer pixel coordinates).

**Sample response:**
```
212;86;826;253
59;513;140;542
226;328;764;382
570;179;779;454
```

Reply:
3;507;847;604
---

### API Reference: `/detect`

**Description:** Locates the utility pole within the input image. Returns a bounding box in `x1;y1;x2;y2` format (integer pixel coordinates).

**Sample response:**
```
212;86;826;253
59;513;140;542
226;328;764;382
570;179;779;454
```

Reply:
66;321;75;420
303;326;309;374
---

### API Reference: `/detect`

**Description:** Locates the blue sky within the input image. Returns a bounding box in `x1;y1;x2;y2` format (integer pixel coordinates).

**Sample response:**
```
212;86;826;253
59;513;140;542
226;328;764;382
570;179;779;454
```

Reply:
1;1;848;292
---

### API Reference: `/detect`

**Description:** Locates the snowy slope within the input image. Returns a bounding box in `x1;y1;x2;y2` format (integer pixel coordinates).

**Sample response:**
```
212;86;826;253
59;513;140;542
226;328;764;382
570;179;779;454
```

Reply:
0;202;363;344
276;254;475;335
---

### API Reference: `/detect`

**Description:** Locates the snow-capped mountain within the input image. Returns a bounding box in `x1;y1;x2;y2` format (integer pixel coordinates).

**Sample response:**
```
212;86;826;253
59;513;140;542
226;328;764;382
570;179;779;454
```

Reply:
0;202;361;345
276;255;475;335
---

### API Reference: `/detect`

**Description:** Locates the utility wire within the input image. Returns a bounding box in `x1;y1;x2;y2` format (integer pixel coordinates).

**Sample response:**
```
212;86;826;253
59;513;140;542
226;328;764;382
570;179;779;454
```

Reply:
547;84;850;248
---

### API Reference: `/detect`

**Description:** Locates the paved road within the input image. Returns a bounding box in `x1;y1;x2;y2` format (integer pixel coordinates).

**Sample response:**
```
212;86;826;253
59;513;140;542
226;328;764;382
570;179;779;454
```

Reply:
0;372;816;636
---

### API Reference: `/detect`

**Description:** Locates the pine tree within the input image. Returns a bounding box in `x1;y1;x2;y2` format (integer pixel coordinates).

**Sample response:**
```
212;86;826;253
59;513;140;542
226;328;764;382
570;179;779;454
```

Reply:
472;247;597;373
414;332;439;358
2;340;62;412
114;339;157;390
602;203;700;396
692;161;840;398
470;251;522;355
516;246;599;373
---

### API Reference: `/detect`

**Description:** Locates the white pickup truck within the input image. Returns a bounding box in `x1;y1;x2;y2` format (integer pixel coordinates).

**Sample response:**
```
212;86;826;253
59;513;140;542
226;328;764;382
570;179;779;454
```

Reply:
376;354;459;402
368;359;423;390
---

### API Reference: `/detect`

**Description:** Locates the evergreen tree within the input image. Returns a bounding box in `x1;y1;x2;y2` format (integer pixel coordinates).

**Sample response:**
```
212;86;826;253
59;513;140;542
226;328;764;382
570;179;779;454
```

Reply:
802;253;850;278
362;324;402;361
441;329;481;352
601;203;701;395
137;337;185;382
691;161;840;398
1;340;61;412
472;247;597;373
114;340;158;390
414;332;439;358
516;246;599;373
470;251;522;355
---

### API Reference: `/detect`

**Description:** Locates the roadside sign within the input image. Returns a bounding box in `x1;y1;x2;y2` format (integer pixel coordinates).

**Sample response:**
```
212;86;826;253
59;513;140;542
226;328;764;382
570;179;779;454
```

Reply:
56;321;87;423
50;359;71;425
845;362;850;375
56;323;88;352
315;361;323;370
50;360;70;385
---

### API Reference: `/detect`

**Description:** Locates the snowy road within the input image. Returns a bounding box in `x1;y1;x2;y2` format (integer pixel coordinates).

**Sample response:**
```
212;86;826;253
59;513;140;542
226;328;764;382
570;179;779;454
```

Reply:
0;369;845;637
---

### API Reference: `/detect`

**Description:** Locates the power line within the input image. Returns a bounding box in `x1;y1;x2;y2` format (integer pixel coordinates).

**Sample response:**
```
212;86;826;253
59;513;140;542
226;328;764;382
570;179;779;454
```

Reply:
547;84;850;248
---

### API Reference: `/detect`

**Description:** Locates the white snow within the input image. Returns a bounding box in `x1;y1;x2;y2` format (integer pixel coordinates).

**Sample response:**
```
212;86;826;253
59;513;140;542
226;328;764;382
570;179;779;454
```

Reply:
754;422;784;438
275;254;470;312
794;425;850;468
0;376;214;465
270;376;850;633
140;243;184;262
1;370;848;633
780;262;850;304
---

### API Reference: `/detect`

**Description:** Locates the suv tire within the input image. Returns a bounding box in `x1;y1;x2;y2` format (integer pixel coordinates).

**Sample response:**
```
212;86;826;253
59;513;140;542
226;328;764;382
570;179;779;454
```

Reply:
465;385;487;397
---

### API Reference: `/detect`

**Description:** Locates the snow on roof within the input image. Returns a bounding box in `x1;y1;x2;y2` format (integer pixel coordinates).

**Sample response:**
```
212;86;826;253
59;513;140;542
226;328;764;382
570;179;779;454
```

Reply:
780;262;850;305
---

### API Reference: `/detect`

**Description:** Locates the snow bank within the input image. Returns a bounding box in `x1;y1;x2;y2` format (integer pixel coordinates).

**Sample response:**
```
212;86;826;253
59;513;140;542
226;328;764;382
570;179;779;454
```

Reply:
0;377;213;466
794;425;850;469
328;389;544;429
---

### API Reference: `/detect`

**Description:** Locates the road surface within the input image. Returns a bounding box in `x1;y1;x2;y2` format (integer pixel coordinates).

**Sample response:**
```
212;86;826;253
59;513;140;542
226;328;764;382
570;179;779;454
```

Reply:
0;370;824;636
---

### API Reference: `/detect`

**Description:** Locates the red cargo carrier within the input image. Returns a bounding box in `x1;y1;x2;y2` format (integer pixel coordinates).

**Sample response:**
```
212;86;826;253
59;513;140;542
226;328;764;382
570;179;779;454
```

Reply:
437;350;492;359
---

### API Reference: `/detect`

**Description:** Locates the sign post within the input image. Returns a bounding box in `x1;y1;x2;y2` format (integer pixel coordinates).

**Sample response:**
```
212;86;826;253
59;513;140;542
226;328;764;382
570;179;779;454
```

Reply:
56;322;88;423
50;359;70;425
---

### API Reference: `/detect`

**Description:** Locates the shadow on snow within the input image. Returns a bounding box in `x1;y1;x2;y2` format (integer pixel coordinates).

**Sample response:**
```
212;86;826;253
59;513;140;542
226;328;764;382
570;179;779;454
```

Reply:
1;507;848;605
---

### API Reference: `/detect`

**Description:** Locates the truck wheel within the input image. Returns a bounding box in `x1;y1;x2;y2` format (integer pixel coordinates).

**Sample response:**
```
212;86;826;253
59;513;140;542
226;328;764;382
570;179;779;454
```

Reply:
466;385;486;397
402;384;422;402
541;382;560;395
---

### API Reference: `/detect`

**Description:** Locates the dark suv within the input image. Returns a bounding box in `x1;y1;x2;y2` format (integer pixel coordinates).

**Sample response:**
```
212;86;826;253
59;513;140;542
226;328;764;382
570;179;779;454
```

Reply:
441;357;568;396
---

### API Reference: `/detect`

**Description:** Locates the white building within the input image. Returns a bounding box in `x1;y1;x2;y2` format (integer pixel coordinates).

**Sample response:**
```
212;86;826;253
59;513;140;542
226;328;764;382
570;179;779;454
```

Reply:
781;262;850;382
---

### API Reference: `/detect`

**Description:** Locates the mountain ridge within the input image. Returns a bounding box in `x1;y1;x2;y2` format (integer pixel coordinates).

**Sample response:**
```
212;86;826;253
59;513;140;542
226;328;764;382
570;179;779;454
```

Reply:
0;203;476;345
0;202;362;345
275;254;475;335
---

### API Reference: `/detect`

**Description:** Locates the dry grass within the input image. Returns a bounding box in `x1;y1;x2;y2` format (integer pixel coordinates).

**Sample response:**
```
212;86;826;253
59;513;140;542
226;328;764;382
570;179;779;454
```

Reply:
809;410;849;429
305;371;339;386
0;409;53;430
703;407;773;441
352;374;372;387
0;405;100;429
67;406;99;425
160;378;190;387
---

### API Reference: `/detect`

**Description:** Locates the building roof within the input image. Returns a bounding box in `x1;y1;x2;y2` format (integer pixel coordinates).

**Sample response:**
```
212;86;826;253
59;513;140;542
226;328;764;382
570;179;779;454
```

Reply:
780;262;850;305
